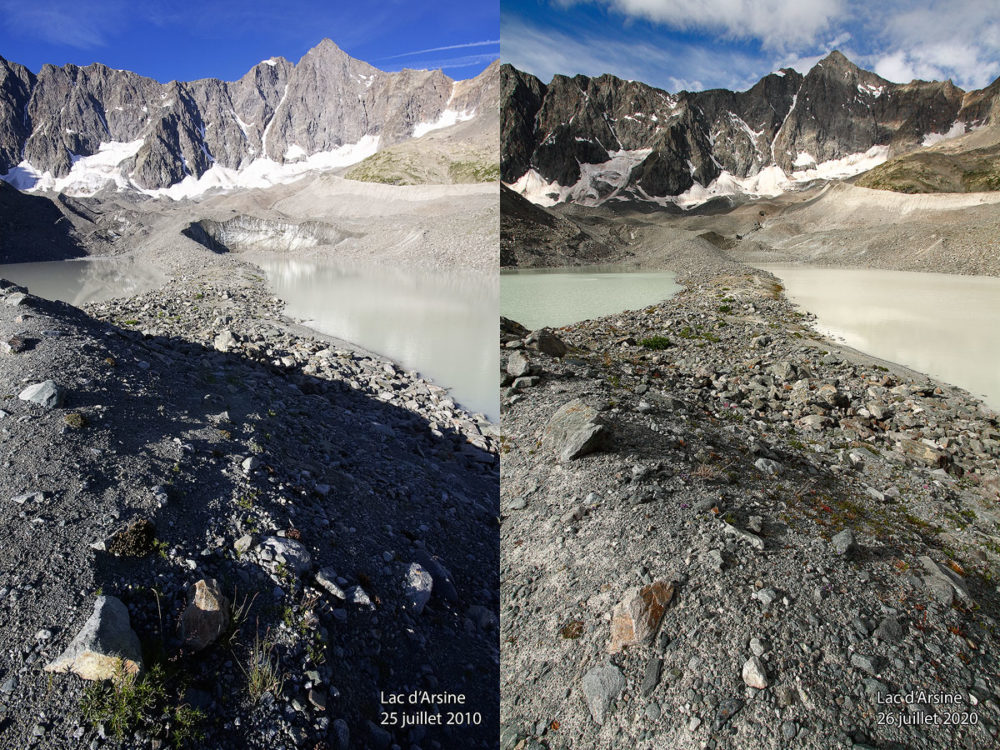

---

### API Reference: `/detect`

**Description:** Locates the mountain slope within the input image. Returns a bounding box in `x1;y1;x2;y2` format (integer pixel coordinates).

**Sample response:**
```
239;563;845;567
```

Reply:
0;42;499;194
502;51;997;207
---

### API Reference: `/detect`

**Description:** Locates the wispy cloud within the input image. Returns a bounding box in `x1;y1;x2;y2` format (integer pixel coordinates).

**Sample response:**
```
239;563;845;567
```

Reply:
381;40;500;61
525;0;1000;90
559;0;844;52
391;52;500;72
0;0;130;48
502;14;765;91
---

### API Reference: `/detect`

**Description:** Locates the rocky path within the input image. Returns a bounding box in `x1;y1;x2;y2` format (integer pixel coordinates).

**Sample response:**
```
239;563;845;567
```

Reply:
0;266;499;749
500;269;1000;749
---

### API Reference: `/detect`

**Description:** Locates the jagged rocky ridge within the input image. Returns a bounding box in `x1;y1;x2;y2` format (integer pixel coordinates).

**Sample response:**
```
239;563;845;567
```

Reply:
501;51;1000;204
0;39;499;191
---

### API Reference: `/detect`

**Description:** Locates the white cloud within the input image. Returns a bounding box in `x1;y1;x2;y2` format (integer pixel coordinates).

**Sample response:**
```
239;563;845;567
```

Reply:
873;51;916;83
565;0;844;51
529;0;1000;91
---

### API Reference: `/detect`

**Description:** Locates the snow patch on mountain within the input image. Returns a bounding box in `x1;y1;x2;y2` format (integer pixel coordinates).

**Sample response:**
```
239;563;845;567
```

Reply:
508;145;892;210
0;139;145;195
922;121;966;147
412;109;475;138
148;135;380;200
789;145;889;181
1;136;381;200
510;149;652;207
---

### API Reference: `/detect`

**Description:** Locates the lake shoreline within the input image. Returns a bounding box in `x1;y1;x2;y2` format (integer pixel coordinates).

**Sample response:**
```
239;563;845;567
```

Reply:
500;264;1000;749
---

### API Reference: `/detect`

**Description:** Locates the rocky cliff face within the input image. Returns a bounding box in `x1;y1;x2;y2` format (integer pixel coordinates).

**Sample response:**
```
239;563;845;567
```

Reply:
0;41;499;192
502;51;998;204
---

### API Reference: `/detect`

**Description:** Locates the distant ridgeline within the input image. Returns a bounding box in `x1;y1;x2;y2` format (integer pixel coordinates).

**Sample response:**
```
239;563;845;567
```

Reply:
0;40;499;196
501;51;1000;205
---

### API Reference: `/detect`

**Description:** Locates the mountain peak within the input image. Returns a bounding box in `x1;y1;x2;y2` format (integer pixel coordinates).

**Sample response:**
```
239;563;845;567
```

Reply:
816;50;860;71
306;38;348;59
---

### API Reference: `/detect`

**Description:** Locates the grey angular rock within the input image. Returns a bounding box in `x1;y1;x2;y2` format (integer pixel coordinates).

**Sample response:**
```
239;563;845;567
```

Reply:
832;529;859;557
213;329;237;352
581;664;625;725
543;399;609;462
315;567;347;599
259;536;312;575
44;596;143;680
917;555;972;605
874;616;904;642
506;350;532;378
18;380;64;408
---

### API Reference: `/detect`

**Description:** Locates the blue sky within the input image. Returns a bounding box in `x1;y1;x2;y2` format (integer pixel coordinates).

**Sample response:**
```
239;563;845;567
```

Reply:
502;0;1000;93
0;0;498;82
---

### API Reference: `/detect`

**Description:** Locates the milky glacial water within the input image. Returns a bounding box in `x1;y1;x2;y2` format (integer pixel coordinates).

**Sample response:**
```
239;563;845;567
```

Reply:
500;266;682;329
0;257;165;305
258;258;499;421
759;264;1000;410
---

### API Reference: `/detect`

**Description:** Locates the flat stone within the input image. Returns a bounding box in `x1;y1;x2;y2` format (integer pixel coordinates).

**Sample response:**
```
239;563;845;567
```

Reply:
723;522;765;551
713;698;743;730
874;616;904;642
404;563;433;614
346;586;374;609
581;664;625;725
44;596;143;680
753;458;782;475
741;656;768;689
11;491;44;505
180;578;230;651
609;580;674;653
18;380;64;408
850;653;879;675
752;587;778;608
917;555;972;606
315;567;347;599
640;656;662;697
544;399;610;462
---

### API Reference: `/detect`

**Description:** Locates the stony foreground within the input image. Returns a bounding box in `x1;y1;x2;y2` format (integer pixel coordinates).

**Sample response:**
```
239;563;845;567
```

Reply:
0;268;499;749
500;269;1000;749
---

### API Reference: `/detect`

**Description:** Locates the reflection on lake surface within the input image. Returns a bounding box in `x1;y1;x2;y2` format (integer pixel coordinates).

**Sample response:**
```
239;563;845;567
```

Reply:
500;266;682;329
257;258;499;421
0;257;165;305
759;265;1000;410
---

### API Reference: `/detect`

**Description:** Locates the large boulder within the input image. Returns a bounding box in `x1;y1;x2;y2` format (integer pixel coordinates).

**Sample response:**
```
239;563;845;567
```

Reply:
44;596;143;680
18;380;64;408
543;399;609;461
